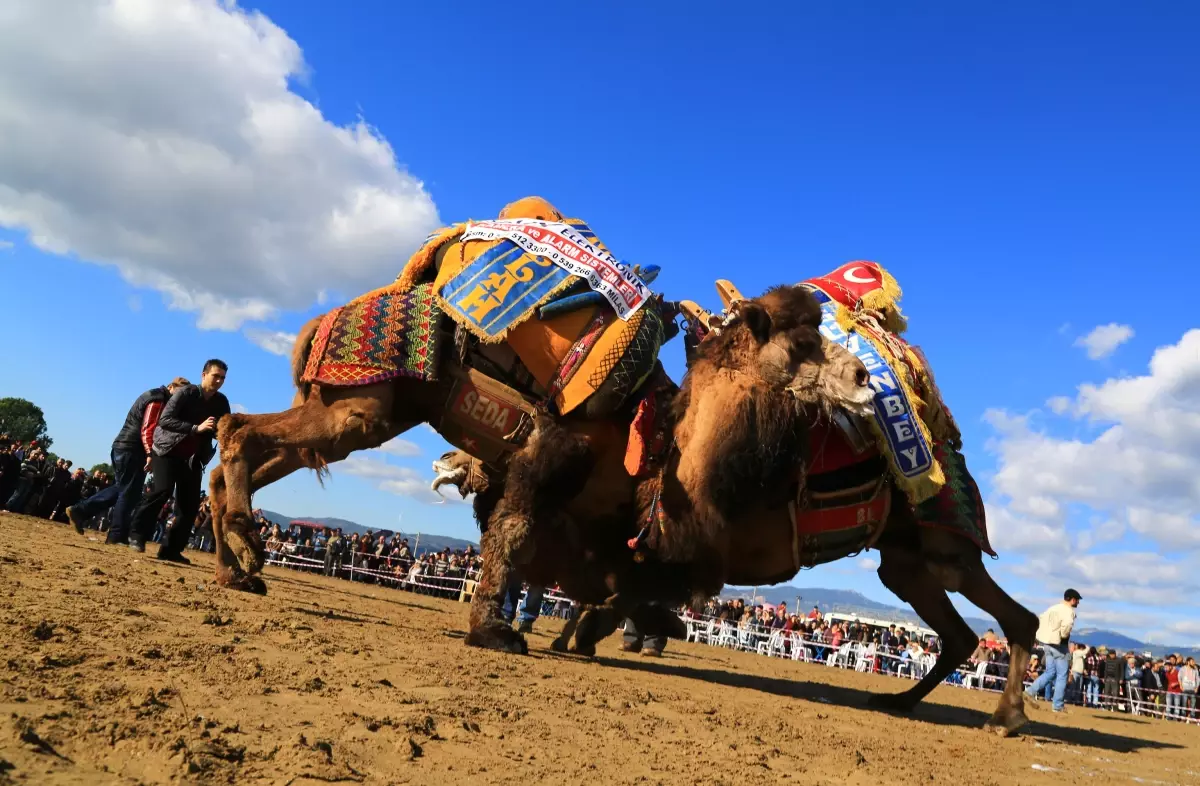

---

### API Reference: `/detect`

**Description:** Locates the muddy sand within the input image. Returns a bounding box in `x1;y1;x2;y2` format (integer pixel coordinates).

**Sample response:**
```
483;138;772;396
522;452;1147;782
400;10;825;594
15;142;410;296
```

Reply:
0;511;1195;785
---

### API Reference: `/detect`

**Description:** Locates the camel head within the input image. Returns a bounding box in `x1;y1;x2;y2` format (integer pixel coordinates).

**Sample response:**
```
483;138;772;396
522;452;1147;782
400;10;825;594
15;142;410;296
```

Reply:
689;283;872;417
431;450;489;499
671;283;872;526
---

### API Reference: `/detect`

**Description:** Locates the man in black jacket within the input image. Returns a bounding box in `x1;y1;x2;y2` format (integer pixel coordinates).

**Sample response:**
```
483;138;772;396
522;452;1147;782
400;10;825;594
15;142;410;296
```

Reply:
128;359;231;562
66;377;190;543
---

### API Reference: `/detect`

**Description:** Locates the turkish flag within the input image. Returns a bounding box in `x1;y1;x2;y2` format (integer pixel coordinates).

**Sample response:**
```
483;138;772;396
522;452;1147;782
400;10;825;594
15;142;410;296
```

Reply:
802;261;886;311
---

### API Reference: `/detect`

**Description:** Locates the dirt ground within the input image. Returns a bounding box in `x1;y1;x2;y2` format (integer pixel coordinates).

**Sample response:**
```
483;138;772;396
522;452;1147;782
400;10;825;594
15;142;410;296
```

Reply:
1;512;1196;786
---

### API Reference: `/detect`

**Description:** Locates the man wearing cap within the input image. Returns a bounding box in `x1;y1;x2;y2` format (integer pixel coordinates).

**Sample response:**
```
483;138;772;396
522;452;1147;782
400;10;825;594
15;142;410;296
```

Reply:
1025;589;1082;713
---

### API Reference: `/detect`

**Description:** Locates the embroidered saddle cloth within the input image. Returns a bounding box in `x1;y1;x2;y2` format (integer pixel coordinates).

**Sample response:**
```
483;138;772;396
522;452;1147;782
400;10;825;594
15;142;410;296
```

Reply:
301;282;444;387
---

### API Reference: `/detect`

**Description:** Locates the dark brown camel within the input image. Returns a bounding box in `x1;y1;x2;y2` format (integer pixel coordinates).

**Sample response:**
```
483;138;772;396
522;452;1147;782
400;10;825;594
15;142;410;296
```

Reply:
208;281;872;654
429;332;1039;737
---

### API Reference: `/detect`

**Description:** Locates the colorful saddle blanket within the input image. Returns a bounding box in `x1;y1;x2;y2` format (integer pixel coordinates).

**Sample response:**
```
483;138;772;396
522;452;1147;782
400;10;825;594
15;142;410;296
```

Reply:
301;283;444;387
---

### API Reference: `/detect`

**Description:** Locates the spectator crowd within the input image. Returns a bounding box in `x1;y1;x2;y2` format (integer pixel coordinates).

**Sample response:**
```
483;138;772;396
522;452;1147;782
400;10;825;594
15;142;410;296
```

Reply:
1;435;114;522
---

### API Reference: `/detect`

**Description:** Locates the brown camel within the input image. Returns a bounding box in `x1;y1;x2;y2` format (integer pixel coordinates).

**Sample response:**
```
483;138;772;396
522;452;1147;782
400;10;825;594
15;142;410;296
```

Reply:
208;277;873;654
429;327;1039;737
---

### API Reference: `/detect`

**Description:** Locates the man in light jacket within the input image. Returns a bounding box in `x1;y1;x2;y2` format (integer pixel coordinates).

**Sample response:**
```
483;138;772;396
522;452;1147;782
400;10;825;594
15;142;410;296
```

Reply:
1025;588;1082;713
1179;656;1199;719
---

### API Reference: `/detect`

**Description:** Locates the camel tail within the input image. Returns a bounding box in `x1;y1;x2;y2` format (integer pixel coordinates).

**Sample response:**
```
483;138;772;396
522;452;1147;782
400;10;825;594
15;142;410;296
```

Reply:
290;315;324;397
289;314;332;482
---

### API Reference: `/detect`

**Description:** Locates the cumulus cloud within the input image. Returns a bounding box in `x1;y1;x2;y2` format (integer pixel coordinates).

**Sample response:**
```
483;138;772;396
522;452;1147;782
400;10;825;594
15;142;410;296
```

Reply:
1074;323;1134;360
985;330;1200;539
372;437;421;458
338;454;459;505
231;403;248;414
245;328;297;356
0;0;440;330
983;329;1200;628
856;556;879;571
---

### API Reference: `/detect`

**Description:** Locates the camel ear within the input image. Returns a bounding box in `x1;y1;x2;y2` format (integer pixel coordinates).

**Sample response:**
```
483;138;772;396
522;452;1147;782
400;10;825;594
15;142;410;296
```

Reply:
739;302;773;344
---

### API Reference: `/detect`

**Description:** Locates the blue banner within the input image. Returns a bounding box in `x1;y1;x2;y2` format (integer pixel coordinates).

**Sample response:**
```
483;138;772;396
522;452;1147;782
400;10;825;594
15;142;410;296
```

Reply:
813;297;933;479
440;240;571;339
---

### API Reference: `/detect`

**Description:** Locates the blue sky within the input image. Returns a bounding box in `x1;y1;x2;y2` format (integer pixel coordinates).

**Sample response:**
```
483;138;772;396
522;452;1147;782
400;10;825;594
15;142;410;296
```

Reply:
2;1;1197;642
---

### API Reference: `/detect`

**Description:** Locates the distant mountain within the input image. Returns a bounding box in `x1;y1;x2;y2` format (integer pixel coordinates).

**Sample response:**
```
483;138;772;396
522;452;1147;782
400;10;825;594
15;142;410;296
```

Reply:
1072;628;1198;659
257;509;478;555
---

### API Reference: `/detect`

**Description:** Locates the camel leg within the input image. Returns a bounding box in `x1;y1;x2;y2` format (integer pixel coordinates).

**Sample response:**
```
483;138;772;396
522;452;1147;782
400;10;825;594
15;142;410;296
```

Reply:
465;419;594;655
216;385;411;593
957;564;1039;737
570;602;624;656
210;449;309;594
868;545;978;712
549;611;581;653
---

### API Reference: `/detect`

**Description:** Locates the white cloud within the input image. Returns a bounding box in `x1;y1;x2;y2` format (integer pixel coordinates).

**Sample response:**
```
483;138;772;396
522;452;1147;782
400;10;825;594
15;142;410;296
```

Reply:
984;330;1200;543
1168;620;1200;637
1046;396;1071;415
339;454;460;505
231;403;248;414
373;437;420;458
0;239;12;250
983;329;1200;629
856;556;879;571
0;0;440;331
1074;323;1134;360
245;328;297;356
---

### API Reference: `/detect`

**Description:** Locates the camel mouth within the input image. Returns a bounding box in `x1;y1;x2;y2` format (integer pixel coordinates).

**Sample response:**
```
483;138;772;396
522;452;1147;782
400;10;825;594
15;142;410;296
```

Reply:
430;460;468;498
840;386;876;418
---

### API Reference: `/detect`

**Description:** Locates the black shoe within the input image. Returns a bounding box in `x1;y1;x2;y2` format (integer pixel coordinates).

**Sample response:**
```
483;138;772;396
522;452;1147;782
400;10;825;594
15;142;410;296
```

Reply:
516;620;534;634
156;552;191;565
66;506;86;535
129;539;146;553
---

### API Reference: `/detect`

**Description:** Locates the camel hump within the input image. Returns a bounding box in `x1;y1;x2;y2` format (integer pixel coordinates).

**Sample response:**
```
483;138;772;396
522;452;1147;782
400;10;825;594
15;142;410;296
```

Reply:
498;196;565;222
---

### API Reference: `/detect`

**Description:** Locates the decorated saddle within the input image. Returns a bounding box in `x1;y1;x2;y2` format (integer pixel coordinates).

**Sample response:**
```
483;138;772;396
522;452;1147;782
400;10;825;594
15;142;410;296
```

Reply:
302;196;670;465
790;261;994;562
395;196;668;419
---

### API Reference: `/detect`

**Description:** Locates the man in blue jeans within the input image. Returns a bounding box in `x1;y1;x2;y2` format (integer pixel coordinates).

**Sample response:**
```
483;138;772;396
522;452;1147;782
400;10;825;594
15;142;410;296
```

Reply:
1026;588;1082;713
500;577;544;634
67;377;189;543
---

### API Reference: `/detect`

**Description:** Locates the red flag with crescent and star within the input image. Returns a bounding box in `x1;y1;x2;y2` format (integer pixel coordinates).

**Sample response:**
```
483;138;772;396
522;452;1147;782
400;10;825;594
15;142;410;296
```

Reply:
802;260;888;311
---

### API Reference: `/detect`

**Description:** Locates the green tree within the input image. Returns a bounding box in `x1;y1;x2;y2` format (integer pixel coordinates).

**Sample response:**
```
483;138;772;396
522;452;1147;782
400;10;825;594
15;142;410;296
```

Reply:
90;462;114;477
0;398;53;449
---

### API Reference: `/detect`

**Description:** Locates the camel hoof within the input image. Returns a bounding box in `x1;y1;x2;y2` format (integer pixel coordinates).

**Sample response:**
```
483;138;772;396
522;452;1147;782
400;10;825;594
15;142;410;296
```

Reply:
223;573;268;595
867;692;915;713
984;710;1028;738
568;641;597;658
464;624;528;655
549;637;570;653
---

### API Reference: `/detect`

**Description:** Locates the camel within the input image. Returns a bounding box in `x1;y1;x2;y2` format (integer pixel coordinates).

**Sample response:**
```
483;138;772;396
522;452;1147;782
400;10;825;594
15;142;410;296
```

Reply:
428;284;1039;737
207;204;873;655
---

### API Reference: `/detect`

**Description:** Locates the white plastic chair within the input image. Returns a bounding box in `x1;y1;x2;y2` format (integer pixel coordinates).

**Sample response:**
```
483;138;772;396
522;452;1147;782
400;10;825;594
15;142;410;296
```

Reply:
757;630;785;657
962;661;989;689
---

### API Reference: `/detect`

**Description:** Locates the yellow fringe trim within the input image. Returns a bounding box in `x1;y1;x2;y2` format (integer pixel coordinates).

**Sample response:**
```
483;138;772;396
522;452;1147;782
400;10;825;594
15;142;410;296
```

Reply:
394;223;467;292
858;263;909;334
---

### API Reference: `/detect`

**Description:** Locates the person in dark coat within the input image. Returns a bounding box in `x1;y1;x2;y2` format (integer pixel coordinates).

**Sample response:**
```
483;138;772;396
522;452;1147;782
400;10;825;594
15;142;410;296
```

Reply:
66;377;190;543
128;360;230;562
